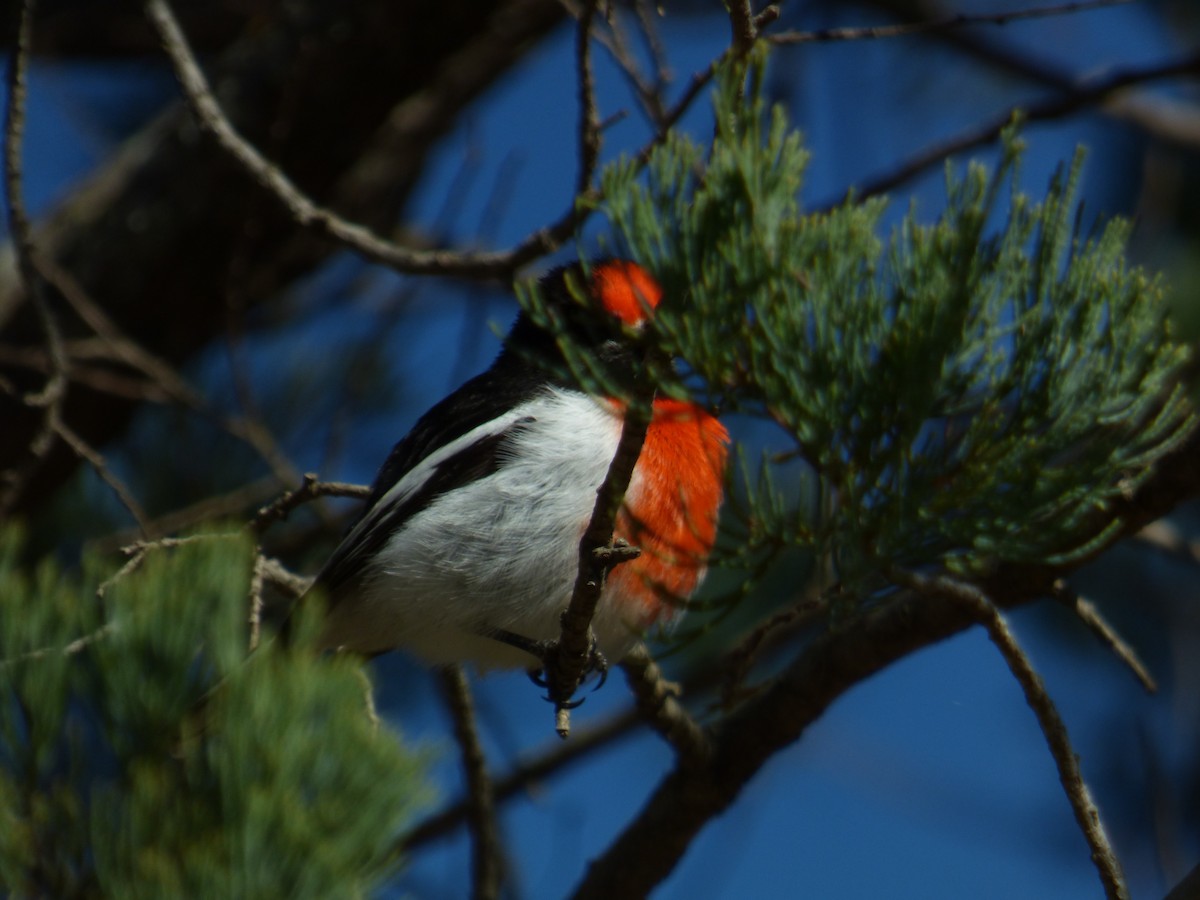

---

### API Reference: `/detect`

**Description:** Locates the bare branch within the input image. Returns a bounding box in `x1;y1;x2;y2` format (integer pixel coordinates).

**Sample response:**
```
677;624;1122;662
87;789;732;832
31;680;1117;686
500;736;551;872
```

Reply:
891;570;1128;900
1165;861;1200;900
0;0;67;515
143;0;563;280
52;418;150;536
721;594;827;710
728;0;758;55
769;0;1136;46
0;623;114;668
96;531;242;598
248;552;267;651
87;477;281;557
439;666;503;900
546;401;651;737
846;52;1200;204
633;0;672;95
601;1;670;129
255;555;312;599
620;643;710;766
398;706;641;854
249;473;370;535
1052;581;1158;694
854;0;1200;152
22;254;309;490
575;0;603;197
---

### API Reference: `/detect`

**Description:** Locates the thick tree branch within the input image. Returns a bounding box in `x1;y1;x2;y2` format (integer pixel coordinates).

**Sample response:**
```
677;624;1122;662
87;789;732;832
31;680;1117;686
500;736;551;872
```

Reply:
569;422;1200;898
1165;861;1200;900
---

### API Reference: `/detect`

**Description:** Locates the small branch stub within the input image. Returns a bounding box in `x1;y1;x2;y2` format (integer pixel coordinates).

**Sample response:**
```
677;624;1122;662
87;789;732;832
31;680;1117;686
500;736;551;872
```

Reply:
547;403;652;738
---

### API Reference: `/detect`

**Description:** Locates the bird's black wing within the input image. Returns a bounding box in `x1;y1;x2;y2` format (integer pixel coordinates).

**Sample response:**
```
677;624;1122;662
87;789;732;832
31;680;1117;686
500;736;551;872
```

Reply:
314;350;548;598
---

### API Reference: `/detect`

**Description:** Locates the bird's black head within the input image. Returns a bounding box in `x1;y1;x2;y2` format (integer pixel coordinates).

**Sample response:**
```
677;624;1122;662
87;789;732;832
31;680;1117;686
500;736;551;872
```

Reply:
502;259;663;394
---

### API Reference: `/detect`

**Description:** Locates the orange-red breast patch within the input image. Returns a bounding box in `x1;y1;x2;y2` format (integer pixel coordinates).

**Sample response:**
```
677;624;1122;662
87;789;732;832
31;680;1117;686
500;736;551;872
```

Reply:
612;398;729;626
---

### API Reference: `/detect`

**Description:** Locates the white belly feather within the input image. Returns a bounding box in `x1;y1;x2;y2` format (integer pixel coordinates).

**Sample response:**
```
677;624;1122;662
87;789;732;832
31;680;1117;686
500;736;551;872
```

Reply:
318;387;643;669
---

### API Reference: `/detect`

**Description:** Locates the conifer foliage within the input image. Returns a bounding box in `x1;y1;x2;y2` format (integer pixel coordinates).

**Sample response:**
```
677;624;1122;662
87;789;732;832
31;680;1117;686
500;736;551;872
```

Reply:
601;60;1191;590
0;532;428;898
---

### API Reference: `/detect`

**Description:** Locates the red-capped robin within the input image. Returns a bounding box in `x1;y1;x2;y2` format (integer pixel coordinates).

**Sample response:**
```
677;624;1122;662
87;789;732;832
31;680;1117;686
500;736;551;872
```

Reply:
309;260;728;673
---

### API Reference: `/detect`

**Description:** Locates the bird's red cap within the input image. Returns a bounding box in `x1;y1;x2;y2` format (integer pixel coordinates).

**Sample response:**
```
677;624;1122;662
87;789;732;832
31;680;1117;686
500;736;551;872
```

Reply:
590;260;662;326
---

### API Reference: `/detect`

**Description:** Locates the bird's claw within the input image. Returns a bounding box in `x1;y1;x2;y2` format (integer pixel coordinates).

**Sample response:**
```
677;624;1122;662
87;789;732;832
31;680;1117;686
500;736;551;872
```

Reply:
588;646;609;691
506;631;609;703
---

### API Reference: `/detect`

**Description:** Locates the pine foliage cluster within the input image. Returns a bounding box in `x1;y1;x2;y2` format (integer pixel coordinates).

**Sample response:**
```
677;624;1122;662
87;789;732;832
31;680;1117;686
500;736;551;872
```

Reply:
0;531;428;898
598;59;1192;589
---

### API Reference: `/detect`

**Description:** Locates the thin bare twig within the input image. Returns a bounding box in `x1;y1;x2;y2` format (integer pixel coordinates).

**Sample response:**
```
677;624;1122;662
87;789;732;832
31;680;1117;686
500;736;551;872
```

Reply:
0;623;115;668
633;0;672;95
891;569;1128;900
546;401;651;738
634;3;779;152
2;0;54;364
769;0;1136;46
855;0;1200;152
143;0;565;280
37;257;204;402
96;532;241;598
398;706;641;854
620;643;710;766
1051;580;1157;693
53;418;151;536
1;0;67;515
88;476;281;556
593;1;669;130
248;553;268;651
96;548;150;598
846;52;1200;204
256;555;312;599
439;665;503;900
249;473;370;535
0;340;178;401
721;594;827;710
576;0;602;197
44;254;308;490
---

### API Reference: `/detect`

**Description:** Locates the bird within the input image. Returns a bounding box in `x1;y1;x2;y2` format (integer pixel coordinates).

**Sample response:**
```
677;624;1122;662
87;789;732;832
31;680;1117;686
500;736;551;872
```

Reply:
306;259;728;673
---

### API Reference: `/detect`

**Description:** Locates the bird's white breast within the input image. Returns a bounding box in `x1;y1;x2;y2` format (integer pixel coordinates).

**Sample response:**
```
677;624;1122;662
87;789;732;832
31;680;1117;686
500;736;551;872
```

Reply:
318;387;643;669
